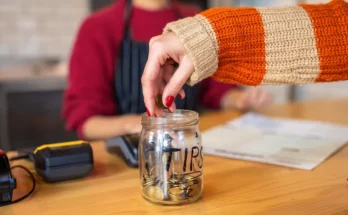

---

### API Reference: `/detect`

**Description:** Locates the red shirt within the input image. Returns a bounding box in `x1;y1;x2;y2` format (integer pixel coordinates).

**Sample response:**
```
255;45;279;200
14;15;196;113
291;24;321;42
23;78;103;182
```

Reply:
63;0;237;138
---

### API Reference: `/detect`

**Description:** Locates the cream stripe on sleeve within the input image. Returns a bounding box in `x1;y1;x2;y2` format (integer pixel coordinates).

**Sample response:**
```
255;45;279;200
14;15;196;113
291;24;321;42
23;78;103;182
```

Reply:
163;15;219;85
257;6;321;84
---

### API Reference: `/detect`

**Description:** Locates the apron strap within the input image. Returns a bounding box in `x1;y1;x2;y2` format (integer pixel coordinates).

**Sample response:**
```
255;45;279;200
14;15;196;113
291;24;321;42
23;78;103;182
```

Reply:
123;0;133;39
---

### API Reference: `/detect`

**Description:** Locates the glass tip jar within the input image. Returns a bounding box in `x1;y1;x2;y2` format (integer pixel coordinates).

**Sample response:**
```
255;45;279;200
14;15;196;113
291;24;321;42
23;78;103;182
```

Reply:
139;109;203;205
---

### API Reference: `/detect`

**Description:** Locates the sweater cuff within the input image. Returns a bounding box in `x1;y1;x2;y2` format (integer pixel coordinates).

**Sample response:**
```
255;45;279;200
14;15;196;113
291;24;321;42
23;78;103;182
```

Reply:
163;15;219;86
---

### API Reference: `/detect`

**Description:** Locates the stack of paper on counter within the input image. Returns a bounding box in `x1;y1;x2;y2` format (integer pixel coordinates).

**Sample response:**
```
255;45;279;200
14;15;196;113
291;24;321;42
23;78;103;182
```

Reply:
202;113;348;170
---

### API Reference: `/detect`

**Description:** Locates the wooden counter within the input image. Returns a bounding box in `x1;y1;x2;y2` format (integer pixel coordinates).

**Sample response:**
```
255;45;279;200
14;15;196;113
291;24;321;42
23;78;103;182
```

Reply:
2;99;348;215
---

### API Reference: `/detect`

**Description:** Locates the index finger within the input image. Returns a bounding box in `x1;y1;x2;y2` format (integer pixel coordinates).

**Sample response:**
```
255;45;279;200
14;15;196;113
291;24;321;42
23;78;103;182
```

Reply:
142;44;162;117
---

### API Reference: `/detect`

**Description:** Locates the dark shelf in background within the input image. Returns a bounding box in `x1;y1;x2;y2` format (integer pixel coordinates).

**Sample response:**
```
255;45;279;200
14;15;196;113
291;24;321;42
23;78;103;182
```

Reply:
7;90;78;150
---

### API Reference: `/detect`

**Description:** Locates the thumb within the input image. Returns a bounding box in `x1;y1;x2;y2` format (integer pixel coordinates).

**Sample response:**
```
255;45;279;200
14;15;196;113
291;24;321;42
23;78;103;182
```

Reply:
162;56;194;112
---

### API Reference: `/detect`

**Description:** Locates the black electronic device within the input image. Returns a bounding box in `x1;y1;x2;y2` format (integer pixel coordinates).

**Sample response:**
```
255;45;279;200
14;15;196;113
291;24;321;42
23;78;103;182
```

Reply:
105;135;139;168
33;141;94;183
0;150;16;205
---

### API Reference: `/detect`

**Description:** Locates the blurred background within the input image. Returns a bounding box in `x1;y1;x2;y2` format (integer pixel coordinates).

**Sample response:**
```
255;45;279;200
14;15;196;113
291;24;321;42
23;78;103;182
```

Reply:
1;0;347;150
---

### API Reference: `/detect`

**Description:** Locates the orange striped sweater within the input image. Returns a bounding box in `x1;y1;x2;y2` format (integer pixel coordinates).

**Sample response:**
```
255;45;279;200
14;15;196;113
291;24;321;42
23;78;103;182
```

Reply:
163;0;348;86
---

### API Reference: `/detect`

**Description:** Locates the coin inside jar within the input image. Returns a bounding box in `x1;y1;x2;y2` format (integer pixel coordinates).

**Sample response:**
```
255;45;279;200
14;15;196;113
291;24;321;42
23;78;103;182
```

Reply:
149;166;156;176
187;178;202;197
168;187;186;201
171;172;184;181
184;171;202;180
147;186;164;201
179;180;195;189
142;171;202;204
143;175;157;187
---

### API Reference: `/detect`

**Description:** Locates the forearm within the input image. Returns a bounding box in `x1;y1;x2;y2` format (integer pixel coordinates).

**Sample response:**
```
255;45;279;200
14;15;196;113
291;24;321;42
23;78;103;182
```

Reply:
164;0;348;86
82;115;141;140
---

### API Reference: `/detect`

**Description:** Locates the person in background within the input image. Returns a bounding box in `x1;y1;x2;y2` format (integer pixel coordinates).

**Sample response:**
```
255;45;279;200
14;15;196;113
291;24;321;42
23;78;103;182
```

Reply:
141;0;348;115
63;0;273;140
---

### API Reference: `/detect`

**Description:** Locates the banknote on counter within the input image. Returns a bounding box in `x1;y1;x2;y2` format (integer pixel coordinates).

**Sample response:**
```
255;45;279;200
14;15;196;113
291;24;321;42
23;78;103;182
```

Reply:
202;113;348;170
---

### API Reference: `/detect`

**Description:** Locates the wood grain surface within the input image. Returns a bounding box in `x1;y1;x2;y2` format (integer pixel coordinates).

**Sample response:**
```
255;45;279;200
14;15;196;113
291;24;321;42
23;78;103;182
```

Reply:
2;99;348;215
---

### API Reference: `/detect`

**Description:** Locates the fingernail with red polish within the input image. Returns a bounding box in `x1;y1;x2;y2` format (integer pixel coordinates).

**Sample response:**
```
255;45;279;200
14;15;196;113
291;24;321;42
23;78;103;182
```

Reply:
154;113;157;117
146;108;151;117
165;96;174;108
178;94;183;99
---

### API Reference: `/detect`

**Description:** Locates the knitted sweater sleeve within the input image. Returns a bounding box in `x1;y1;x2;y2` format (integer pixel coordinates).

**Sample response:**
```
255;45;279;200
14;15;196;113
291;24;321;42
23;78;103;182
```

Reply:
163;0;348;86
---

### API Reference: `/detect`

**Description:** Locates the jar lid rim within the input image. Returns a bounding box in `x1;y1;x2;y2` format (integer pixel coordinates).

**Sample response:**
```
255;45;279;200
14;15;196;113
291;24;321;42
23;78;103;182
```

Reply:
141;109;199;126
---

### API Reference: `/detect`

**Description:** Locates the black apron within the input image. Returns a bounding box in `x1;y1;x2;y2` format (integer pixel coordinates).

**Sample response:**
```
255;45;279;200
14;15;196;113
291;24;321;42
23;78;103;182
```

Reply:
114;0;197;115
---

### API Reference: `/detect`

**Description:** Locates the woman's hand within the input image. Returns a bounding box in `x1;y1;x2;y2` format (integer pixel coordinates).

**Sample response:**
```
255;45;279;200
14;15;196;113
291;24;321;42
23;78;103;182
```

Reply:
83;115;142;140
142;33;193;117
124;115;142;134
221;87;273;111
